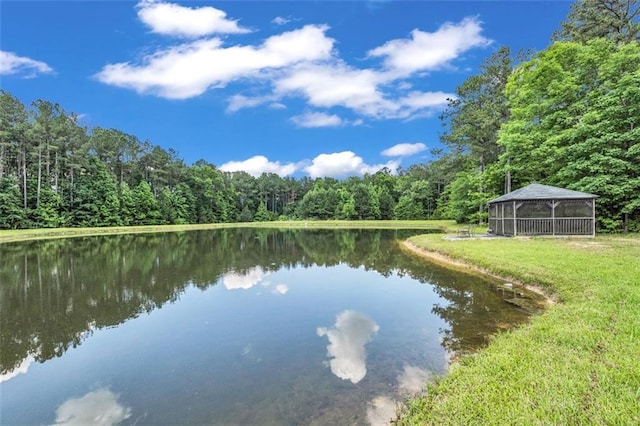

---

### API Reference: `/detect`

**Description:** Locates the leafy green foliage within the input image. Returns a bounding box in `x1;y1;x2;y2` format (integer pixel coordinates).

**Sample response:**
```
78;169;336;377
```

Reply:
499;39;640;229
555;0;640;44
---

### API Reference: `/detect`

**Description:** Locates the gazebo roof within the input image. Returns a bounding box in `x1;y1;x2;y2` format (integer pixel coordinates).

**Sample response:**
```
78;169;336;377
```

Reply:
488;183;598;204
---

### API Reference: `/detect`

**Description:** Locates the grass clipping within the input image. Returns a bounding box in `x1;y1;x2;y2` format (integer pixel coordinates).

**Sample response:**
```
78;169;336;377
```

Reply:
397;234;640;425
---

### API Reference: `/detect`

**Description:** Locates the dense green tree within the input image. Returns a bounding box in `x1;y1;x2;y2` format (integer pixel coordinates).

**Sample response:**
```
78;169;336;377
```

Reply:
71;157;120;227
555;0;640;44
254;202;272;222
188;162;231;223
499;39;640;230
118;182;136;226
440;47;519;187
29;185;64;228
132;181;161;225
393;194;424;220
0;176;25;228
172;183;197;224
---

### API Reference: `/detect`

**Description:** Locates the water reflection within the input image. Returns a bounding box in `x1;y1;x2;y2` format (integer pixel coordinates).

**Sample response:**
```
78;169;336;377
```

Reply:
0;354;34;383
397;364;432;394
0;228;546;424
273;283;289;295
317;310;379;384
54;388;131;426
222;266;269;290
366;396;398;426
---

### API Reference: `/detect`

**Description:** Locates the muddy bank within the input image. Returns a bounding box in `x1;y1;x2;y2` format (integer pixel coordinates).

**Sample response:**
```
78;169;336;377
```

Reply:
400;240;557;306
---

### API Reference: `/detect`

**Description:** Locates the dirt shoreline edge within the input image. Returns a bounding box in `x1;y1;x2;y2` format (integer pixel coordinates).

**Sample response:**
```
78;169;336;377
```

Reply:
400;240;557;305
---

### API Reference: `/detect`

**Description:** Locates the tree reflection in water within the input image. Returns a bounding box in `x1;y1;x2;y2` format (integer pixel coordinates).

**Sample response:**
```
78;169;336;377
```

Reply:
0;228;544;380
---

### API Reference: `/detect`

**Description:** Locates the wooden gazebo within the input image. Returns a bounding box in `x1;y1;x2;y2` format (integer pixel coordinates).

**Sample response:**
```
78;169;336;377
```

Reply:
488;183;597;236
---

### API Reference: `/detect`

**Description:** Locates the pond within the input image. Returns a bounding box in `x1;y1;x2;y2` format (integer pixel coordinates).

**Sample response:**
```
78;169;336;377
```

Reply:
0;228;545;425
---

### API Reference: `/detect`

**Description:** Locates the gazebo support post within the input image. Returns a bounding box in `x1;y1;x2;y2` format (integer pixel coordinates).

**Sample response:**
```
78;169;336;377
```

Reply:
592;199;596;237
513;200;517;237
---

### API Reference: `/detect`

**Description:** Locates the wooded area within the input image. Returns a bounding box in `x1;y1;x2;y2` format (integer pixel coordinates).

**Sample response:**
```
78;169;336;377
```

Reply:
1;0;638;231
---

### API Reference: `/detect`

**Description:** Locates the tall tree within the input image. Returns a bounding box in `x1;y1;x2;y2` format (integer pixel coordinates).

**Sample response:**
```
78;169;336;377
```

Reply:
0;176;25;229
499;39;640;230
71;157;120;227
555;0;640;44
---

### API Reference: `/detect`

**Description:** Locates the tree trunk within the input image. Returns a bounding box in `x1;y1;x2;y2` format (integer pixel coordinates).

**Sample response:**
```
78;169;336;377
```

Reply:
37;146;42;208
21;148;27;209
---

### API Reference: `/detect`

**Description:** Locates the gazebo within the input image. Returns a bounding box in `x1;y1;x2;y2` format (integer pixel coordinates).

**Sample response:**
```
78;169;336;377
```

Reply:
488;183;597;237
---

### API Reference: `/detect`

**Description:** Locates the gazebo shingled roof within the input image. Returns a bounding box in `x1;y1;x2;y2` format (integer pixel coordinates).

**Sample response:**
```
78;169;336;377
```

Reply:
488;183;598;204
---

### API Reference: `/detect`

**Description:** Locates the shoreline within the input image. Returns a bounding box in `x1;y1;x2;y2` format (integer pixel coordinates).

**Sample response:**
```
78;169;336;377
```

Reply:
400;240;557;305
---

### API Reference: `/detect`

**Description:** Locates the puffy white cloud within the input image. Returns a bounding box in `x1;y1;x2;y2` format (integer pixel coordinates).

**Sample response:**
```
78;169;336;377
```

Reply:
0;50;54;77
290;111;343;128
95;25;335;99
222;267;269;290
55;389;132;426
219;155;298;177
381;142;426;157
275;63;454;120
276;64;393;117
317;310;379;384
304;151;399;179
97;4;487;123
136;0;250;37
368;17;491;74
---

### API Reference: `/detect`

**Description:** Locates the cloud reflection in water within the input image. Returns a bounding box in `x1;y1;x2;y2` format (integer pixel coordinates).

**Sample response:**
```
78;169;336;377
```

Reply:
365;364;432;425
317;310;379;384
0;354;35;384
54;388;131;426
222;266;269;290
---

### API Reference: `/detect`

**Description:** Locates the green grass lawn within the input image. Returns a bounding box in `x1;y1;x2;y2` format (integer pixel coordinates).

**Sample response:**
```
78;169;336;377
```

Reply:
0;220;456;244
398;234;640;425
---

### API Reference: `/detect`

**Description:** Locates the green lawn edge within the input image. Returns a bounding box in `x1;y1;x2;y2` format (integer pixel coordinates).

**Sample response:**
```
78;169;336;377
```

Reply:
398;233;640;425
0;220;456;244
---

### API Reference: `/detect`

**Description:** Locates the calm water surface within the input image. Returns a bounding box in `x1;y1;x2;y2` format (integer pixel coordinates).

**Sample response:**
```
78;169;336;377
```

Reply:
0;229;544;425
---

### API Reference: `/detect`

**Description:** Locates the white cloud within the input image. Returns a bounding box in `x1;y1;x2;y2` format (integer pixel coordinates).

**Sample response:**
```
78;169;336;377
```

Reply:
219;155;297;177
381;142;426;157
272;16;290;26
226;94;272;113
317;310;379;384
398;90;451;110
136;0;250;37
95;25;335;99
55;389;132;426
275;64;394;117
222;267;269;290
97;7;487;122
304;151;399;179
290;112;343;128
0;51;54;77
368;17;491;74
275;63;454;120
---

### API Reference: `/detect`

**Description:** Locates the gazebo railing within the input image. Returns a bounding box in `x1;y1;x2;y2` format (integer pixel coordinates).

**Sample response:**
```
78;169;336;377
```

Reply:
516;218;593;235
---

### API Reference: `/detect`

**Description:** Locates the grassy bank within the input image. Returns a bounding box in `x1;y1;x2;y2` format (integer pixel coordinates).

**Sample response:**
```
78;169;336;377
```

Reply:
399;234;640;425
0;220;456;244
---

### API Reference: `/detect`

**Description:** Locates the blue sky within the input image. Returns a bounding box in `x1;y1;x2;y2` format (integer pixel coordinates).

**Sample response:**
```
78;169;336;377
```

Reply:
1;1;571;178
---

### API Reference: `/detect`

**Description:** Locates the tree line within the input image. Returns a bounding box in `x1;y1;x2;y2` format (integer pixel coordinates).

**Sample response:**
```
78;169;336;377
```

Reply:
0;89;466;229
1;0;638;231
